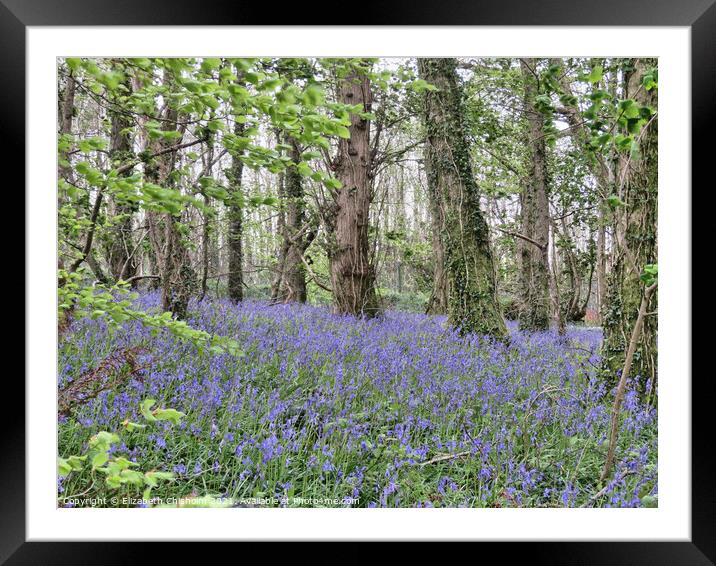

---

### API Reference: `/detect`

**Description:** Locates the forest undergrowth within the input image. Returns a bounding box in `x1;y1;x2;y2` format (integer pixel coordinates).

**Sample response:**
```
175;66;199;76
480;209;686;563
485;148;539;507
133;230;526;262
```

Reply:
58;291;657;508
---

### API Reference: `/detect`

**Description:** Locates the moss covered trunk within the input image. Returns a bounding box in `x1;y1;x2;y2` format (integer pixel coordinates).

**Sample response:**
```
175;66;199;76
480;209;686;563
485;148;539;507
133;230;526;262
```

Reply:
275;136;309;303
426;175;449;315
517;59;552;331
602;58;658;392
418;58;507;338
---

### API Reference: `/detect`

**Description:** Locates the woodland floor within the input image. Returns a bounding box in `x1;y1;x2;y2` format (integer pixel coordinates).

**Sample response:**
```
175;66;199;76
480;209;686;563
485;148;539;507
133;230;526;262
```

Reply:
58;292;657;508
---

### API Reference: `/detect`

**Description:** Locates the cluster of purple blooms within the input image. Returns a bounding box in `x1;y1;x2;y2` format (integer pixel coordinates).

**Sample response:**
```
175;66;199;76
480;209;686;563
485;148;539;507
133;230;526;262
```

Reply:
58;292;657;507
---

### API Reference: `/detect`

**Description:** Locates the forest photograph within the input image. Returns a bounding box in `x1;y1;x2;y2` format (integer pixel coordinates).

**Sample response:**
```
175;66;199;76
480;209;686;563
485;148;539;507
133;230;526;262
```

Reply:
56;56;658;509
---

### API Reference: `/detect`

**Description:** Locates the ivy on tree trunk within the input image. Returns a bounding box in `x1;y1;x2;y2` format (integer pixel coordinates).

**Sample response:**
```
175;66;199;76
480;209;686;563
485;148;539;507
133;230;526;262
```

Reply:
418;58;507;339
517;59;552;331
602;58;658;394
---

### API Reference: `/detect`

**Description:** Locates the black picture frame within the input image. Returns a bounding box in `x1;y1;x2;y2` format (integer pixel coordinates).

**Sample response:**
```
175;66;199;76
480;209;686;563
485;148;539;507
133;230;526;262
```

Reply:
8;0;709;563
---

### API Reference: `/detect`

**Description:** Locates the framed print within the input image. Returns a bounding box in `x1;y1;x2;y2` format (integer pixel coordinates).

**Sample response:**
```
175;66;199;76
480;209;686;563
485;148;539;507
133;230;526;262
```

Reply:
9;0;710;562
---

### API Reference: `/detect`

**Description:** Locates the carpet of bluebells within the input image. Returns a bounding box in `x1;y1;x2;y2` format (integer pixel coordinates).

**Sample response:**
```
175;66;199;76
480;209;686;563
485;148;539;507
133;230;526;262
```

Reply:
58;292;657;507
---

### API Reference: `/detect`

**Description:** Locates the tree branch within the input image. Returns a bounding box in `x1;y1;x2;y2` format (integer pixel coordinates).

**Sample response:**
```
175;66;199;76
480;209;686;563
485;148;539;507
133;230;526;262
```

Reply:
495;227;546;251
115;136;209;176
600;282;657;483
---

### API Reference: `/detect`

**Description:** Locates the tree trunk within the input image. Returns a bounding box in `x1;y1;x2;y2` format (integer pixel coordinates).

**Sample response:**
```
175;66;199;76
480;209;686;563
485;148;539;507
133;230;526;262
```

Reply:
596;211;607;322
58;68;76;184
270;167;287;302
517;59;551;331
227;115;246;302
57;66;76;281
396;166;405;295
426;173;449;315
327;69;380;318
602;58;658;392
199;141;214;302
145;70;196;320
418;58;507;338
548;223;566;335
552;58;612;323
275;136;310;303
107;68;138;284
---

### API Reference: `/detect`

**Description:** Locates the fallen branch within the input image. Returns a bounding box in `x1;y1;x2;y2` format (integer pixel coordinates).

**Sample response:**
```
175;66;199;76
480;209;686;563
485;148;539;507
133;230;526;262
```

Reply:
123;274;161;284
58;347;146;417
418;451;471;467
580;471;636;508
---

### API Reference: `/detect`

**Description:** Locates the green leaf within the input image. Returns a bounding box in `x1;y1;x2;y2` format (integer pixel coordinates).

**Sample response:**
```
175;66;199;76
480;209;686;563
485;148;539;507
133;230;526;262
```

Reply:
89;431;120;452
200;58;222;73
91;452;109;470
640;263;658;286
324;177;343;190
641;495;658;508
58;458;72;478
259;78;283;92
614;134;633;151
153;408;185;425
618;99;640;119
587;65;603;84
297;162;313;176
119;469;145;486
140;399;157;422
642;69;658;91
112;457;138;471
121;419;147;432
301;150;321;161
335;125;351;139
303;85;324;106
606;194;625;209
66;58;82;72
410;79;438;93
145;470;175;488
67;455;87;471
207;119;224;132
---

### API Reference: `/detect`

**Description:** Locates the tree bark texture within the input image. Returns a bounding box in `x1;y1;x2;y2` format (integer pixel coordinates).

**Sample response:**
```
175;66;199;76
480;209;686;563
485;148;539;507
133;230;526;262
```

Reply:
107;68;138;284
275;136;311;303
602;58;658;392
418;58;507;338
227;116;246;302
145;71;196;320
327;70;381;318
517;59;552;331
